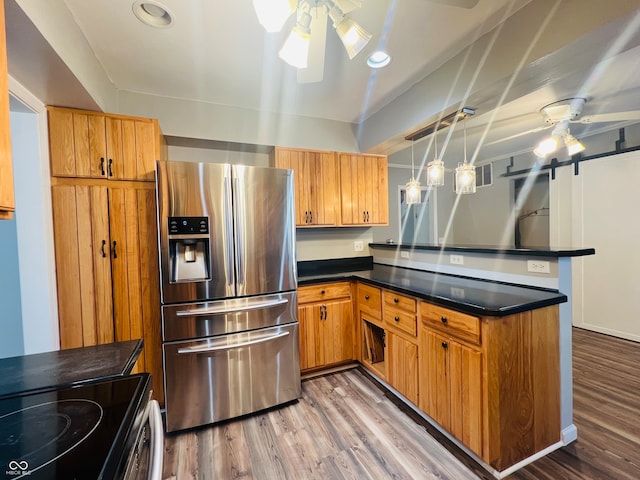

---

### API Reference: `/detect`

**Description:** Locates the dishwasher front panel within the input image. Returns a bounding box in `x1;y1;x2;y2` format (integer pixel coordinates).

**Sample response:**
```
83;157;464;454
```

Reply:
163;323;301;432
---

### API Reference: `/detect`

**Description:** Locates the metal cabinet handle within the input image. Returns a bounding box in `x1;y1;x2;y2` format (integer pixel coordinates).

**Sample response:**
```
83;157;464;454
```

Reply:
178;331;290;354
100;239;107;258
321;289;326;295
108;158;113;177
394;297;399;303
441;316;448;324
441;341;448;349
394;316;400;322
309;210;313;223
112;240;117;258
305;211;309;223
99;157;105;176
364;295;370;300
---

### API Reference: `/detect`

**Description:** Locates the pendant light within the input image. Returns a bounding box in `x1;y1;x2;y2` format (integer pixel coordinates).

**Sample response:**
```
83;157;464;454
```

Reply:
426;131;445;187
405;141;421;205
455;118;476;194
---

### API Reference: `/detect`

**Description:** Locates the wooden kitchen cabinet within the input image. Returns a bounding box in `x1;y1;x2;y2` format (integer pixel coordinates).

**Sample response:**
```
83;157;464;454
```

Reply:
383;290;419;405
339;153;388;226
273;147;338;227
419;301;561;470
51;180;163;404
421;327;482;454
0;0;14;220
298;282;354;371
48;106;165;182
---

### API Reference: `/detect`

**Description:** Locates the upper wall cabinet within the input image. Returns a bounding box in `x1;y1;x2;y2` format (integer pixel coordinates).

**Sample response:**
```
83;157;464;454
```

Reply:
0;0;14;220
48;107;166;182
339;153;388;226
273;147;389;228
273;147;338;227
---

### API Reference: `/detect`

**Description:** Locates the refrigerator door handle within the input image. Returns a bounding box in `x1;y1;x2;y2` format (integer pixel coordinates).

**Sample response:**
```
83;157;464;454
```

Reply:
224;174;235;288
175;297;289;316
233;175;245;288
177;331;290;354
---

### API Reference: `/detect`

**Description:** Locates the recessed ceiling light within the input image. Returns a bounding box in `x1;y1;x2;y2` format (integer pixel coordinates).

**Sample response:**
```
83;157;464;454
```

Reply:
367;50;391;69
132;1;174;28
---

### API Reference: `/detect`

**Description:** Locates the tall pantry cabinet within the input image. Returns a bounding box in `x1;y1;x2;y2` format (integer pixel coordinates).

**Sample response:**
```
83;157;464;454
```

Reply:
48;106;167;404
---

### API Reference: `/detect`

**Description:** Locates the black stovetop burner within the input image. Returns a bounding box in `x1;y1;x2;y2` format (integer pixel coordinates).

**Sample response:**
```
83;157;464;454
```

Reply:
0;373;150;479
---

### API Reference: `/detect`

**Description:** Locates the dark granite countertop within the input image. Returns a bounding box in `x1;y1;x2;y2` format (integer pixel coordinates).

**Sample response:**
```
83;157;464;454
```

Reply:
0;339;143;399
369;243;595;258
298;263;567;317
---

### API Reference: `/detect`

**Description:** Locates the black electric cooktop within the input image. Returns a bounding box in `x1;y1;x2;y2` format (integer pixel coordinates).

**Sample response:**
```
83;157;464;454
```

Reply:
0;373;150;479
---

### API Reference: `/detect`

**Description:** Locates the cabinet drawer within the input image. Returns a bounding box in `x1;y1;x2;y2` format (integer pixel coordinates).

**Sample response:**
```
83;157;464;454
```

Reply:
383;291;416;314
384;309;417;337
420;302;480;344
298;282;351;304
357;283;382;320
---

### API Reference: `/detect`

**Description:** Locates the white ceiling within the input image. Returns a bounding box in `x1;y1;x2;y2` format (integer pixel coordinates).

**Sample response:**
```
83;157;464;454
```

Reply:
6;0;640;161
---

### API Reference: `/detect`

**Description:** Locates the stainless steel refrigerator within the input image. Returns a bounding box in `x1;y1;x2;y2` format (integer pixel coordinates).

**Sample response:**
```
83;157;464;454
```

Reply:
155;160;300;432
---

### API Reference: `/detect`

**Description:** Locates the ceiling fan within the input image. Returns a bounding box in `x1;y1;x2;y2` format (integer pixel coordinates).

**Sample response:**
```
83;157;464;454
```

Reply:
253;0;481;84
486;97;640;155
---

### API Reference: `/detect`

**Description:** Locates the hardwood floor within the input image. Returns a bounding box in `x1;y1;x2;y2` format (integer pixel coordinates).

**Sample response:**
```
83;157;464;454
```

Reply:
162;327;640;479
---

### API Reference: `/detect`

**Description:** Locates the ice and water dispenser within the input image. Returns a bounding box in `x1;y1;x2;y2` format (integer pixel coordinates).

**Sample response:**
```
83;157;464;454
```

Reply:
167;216;210;283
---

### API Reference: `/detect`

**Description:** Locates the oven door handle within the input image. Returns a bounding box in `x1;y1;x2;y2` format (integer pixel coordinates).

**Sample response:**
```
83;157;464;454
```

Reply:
148;399;164;480
175;298;288;317
177;331;290;354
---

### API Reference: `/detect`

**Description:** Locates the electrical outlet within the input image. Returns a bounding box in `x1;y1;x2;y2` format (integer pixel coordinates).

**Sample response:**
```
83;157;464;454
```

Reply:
451;287;465;298
527;260;550;274
450;254;464;265
353;240;364;252
400;251;410;259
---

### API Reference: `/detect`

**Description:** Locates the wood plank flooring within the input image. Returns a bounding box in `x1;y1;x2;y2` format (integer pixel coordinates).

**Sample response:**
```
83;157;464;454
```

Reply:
162;327;640;479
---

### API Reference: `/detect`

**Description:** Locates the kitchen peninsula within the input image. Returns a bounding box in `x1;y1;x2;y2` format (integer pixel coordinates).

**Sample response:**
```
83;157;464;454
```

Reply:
297;243;594;478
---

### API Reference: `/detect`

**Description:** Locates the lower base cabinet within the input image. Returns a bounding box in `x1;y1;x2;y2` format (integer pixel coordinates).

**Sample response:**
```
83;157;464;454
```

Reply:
387;332;419;405
298;282;354;371
421;328;482;455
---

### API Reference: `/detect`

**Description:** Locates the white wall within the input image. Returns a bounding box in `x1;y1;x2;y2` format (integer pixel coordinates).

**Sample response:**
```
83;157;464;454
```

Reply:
0;213;23;358
8;79;60;355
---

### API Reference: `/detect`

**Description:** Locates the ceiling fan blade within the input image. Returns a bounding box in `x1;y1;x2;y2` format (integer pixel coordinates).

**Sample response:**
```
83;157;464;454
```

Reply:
421;0;479;9
484;125;552;146
574;111;640;124
297;4;327;84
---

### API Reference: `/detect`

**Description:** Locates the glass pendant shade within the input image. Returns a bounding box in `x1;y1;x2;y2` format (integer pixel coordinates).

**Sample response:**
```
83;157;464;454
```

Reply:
427;158;445;187
253;0;296;32
405;178;421;205
455;163;476;194
334;18;371;59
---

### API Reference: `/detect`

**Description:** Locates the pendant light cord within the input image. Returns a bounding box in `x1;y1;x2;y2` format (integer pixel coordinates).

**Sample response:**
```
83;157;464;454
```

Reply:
411;141;415;179
463;117;468;165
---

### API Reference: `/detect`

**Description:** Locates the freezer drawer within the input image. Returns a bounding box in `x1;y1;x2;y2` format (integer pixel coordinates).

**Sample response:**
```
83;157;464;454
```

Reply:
163;323;301;432
162;291;298;342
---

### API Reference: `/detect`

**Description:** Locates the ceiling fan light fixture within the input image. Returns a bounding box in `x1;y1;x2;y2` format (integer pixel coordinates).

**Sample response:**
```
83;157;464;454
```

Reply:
565;133;586;156
533;136;559;158
367;50;391;68
279;12;312;68
253;0;296;32
328;4;372;59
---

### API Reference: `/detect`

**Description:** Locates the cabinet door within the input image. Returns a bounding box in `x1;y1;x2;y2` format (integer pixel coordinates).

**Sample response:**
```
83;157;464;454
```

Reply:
51;184;114;348
307;151;337;226
339;153;388;225
449;340;483;455
299;303;324;370
274;148;310;226
324;299;353;365
0;0;14;219
387;333;419;405
49;109;107;178
117;118;157;181
422;328;451;429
